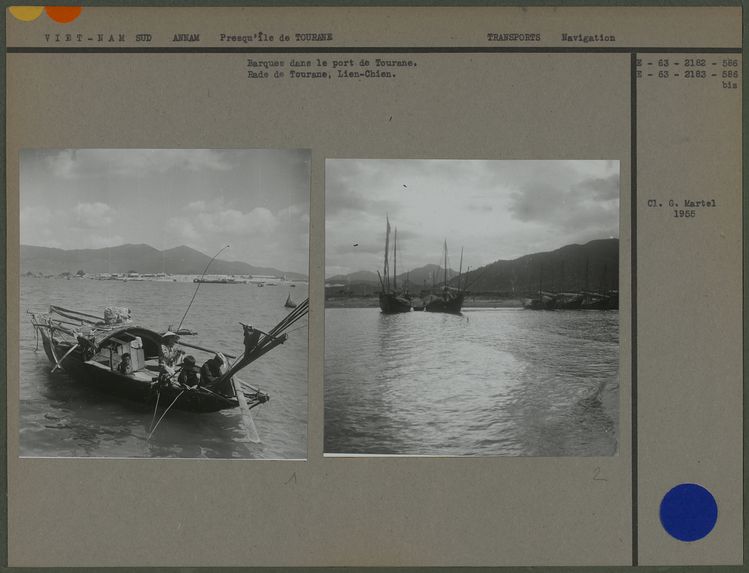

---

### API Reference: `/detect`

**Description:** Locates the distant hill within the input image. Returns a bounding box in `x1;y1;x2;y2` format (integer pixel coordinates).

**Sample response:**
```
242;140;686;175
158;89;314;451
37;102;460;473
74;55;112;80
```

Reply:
326;270;380;284
457;238;619;294
396;264;459;288
327;264;459;287
21;243;307;279
328;238;619;295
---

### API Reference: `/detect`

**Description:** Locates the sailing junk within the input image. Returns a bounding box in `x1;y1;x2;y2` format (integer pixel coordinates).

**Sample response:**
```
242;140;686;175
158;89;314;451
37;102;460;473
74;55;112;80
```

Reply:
378;216;411;313
424;241;465;314
30;300;309;414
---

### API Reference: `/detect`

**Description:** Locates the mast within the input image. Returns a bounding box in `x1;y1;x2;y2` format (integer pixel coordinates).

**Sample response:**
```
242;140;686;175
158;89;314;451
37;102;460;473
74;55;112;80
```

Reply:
458;247;464;291
383;216;391;292
584;257;590;292
443;240;447;288
601;263;608;294
393;227;398;291
539;262;543;295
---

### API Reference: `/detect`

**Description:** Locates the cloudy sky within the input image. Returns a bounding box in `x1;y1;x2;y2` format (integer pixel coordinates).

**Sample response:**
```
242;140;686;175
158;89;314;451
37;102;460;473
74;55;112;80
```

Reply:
21;149;310;273
326;159;619;278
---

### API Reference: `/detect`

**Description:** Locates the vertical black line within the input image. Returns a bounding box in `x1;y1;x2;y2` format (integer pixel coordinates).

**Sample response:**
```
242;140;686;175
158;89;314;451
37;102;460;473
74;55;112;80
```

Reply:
630;51;639;567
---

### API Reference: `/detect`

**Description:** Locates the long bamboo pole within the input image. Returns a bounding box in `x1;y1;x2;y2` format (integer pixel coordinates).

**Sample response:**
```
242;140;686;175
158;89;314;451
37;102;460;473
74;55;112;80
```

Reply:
49;305;103;321
176;340;237;360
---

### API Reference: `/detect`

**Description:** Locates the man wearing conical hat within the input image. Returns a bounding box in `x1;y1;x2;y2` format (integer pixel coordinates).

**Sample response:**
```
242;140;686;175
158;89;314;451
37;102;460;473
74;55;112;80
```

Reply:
158;331;184;376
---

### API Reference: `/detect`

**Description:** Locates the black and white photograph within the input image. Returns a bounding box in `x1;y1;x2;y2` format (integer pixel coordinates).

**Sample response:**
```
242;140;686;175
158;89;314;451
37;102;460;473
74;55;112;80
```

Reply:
325;159;620;456
19;148;310;459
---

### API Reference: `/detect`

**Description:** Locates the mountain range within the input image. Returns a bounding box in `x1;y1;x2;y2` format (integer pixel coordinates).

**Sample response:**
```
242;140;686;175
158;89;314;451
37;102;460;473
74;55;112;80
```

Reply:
328;238;619;294
326;264;459;287
21;243;308;279
458;238;618;294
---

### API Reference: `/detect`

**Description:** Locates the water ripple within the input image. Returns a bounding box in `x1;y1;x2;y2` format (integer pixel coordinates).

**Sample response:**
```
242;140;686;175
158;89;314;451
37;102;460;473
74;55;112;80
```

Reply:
20;277;308;459
325;308;618;456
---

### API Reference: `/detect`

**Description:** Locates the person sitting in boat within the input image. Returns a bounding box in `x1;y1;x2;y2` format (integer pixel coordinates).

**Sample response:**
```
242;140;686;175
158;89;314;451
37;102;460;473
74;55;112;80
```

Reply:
116;352;134;375
177;355;200;389
200;353;225;387
243;325;262;355
158;331;184;376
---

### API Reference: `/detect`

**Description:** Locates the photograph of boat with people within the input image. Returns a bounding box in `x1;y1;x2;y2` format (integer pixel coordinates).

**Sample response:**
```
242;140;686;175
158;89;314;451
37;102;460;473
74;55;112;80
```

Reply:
19;149;310;459
325;158;620;457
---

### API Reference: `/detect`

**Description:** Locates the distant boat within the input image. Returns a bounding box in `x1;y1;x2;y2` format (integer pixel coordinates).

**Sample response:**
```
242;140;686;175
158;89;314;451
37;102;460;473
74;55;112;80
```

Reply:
284;293;297;308
555;292;583;310
522;291;557;310
377;216;411;313
193;277;241;284
424;241;465;314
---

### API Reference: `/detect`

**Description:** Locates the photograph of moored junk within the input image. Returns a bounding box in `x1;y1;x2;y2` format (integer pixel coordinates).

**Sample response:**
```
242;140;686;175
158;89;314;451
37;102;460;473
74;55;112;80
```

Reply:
19;148;310;459
325;159;620;456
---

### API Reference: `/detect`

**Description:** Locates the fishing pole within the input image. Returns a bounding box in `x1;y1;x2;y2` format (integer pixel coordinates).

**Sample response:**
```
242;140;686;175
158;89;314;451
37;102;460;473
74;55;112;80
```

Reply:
176;244;230;332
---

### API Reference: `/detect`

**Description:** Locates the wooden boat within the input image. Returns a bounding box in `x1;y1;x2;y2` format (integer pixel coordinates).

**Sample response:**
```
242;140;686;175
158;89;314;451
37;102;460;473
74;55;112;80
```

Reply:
425;242;465;314
555;292;583;310
522;291;558;310
424;289;465;314
580;291;618;310
284;292;297;308
378;216;411;313
193;277;243;284
410;297;425;311
30;300;309;415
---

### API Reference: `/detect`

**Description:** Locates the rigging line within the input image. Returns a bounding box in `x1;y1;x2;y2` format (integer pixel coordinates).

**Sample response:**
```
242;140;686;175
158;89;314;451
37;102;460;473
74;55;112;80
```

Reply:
284;321;309;335
462;265;493;292
268;300;309;337
176;244;230;331
284;311;308;329
269;305;303;333
147;387;162;435
278;300;309;325
147;390;185;440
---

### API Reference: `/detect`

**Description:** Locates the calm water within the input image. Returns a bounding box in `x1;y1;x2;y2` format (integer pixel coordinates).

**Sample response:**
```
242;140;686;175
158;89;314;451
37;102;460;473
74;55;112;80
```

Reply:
325;308;618;456
19;277;308;459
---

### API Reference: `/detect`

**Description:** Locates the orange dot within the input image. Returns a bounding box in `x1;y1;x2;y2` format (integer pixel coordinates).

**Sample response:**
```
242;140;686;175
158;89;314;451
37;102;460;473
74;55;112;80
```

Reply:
45;6;82;23
9;6;44;21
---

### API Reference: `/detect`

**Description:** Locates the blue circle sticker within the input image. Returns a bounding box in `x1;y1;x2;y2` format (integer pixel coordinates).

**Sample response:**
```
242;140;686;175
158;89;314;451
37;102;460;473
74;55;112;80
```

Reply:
660;483;718;542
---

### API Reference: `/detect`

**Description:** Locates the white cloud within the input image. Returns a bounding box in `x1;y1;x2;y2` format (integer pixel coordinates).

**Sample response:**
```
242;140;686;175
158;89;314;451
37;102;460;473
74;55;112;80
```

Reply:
165;217;202;242
195;206;279;236
20;205;53;227
73;202;115;229
185;200;207;212
326;159;619;275
86;234;125;248
46;149;233;180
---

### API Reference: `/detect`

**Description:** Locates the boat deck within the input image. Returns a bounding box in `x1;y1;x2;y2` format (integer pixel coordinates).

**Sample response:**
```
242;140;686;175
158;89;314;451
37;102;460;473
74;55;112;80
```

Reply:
87;360;158;383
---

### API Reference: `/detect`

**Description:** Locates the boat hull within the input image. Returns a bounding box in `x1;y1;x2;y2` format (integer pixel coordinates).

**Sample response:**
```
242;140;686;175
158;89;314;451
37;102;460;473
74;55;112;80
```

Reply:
379;292;412;313
40;331;237;413
424;292;464;314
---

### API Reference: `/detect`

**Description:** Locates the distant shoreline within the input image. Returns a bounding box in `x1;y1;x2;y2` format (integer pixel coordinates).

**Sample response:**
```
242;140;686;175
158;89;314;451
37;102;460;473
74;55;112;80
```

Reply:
325;296;524;309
